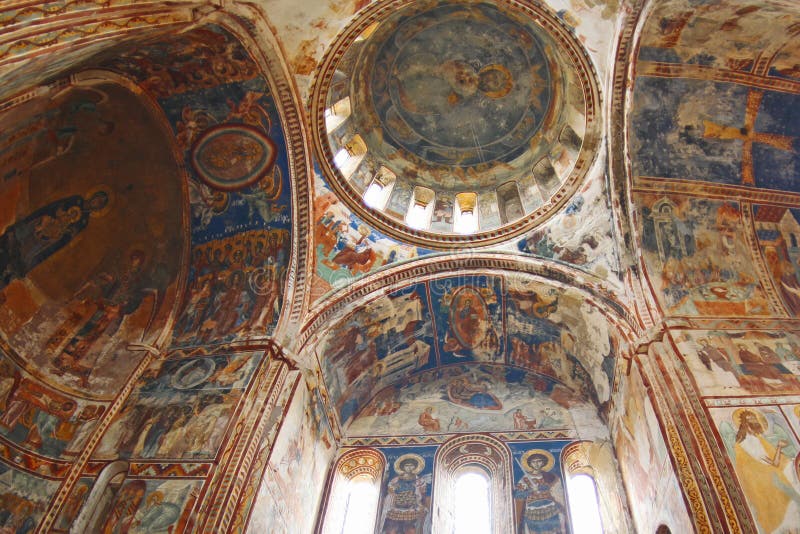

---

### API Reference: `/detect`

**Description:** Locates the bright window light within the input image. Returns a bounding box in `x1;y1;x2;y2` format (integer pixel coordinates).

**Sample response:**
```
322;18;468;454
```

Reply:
454;471;491;534
340;478;379;534
406;203;428;230
333;147;350;169
567;474;603;534
455;209;477;234
363;182;385;209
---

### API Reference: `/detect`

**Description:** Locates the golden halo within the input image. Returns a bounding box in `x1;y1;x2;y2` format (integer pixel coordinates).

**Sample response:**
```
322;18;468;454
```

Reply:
394;453;425;475
794;405;800;419
85;185;113;218
478;64;513;98
732;407;767;430
520;449;555;473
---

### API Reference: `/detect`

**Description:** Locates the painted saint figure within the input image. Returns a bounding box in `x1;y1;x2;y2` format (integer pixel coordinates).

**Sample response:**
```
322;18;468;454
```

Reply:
0;189;109;290
380;454;432;534
514;449;566;534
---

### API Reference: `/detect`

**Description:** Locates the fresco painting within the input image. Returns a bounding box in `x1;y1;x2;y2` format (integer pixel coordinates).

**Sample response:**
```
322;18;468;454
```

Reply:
515;177;622;287
638;194;770;316
376;445;437;534
631;78;799;192
611;367;690;533
431;276;504;365
0;348;107;460
0;82;184;397
676;330;800;396
320;275;611;429
753;206;800;316
90;25;292;346
319;282;435;427
246;380;335;534
94;352;260;460
99;477;201;534
0;459;59;533
508;440;570;534
347;363;577;437
710;404;800;533
53;478;93;532
312;171;429;303
638;0;800;73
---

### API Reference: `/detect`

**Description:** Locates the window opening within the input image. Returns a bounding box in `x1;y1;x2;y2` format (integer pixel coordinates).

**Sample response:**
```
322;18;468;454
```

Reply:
566;473;603;534
453;469;492;534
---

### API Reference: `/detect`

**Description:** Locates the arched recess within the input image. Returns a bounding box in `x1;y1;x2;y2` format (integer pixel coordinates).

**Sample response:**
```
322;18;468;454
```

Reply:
295;254;638;438
70;460;129;533
432;434;512;534
318;447;385;534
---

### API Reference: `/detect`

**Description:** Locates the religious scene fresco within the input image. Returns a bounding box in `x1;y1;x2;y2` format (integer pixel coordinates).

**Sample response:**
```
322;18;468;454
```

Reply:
0;349;108;460
94;351;261;460
376;445;437;534
675;330;800;396
513;176;622;288
53;477;93;532
638;194;771;316
246;380;335;534
347;364;579;437
312;171;430;304
710;404;800;533
508;440;570;534
631;78;798;190
0;81;184;398
753;205;800;316
92;25;293;346
0;459;60;533
92;477;201;534
318;275;612;430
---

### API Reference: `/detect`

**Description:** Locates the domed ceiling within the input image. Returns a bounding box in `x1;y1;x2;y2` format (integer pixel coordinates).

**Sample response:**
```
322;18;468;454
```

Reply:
311;0;601;248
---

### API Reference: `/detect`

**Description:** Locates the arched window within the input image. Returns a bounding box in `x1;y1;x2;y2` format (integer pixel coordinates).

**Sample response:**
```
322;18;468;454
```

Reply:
563;441;604;534
452;466;492;534
433;434;512;534
320;448;384;534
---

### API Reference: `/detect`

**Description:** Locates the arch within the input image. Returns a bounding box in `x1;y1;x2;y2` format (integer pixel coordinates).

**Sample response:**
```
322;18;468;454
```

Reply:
432;434;512;534
70;460;129;533
319;448;385;534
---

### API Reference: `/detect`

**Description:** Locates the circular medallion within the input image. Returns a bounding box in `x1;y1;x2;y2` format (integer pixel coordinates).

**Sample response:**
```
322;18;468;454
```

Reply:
191;124;276;191
311;0;601;249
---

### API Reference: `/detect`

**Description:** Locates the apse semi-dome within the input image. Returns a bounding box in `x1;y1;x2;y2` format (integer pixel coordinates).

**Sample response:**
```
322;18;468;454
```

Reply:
311;0;601;249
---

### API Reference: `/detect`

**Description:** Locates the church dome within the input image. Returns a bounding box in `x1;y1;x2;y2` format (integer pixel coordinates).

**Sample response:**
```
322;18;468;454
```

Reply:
311;0;602;248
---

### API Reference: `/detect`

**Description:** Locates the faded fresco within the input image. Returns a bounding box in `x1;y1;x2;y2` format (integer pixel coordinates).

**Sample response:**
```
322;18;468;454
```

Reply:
376;445;436;534
514;176;622;287
97;477;201;534
318;275;610;429
675;330;800;396
0;459;60;533
94;352;261;460
753;205;800;316
246;380;335;534
93;25;293;346
0;82;184;397
710;404;800;533
631;78;799;190
638;0;800;75
53;477;93;532
312;171;429;303
638;194;770;316
612;366;691;533
508;440;570;534
0;348;107;460
348;363;580;436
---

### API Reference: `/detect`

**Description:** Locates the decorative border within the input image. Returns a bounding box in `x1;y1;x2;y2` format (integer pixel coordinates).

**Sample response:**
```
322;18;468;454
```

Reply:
341;429;577;447
307;0;603;250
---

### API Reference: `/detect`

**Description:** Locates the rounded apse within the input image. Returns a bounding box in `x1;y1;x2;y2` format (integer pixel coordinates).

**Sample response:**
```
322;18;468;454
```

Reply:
311;0;602;249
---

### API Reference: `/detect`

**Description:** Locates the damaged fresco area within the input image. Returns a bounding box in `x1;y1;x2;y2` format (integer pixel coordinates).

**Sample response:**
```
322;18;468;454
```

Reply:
317;275;616;430
638;194;771;316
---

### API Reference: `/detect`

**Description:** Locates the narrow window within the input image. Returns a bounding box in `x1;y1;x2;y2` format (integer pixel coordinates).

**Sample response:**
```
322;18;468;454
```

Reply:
567;473;603;534
320;449;384;534
336;475;380;534
454;192;479;235
406;186;435;230
453;469;492;534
